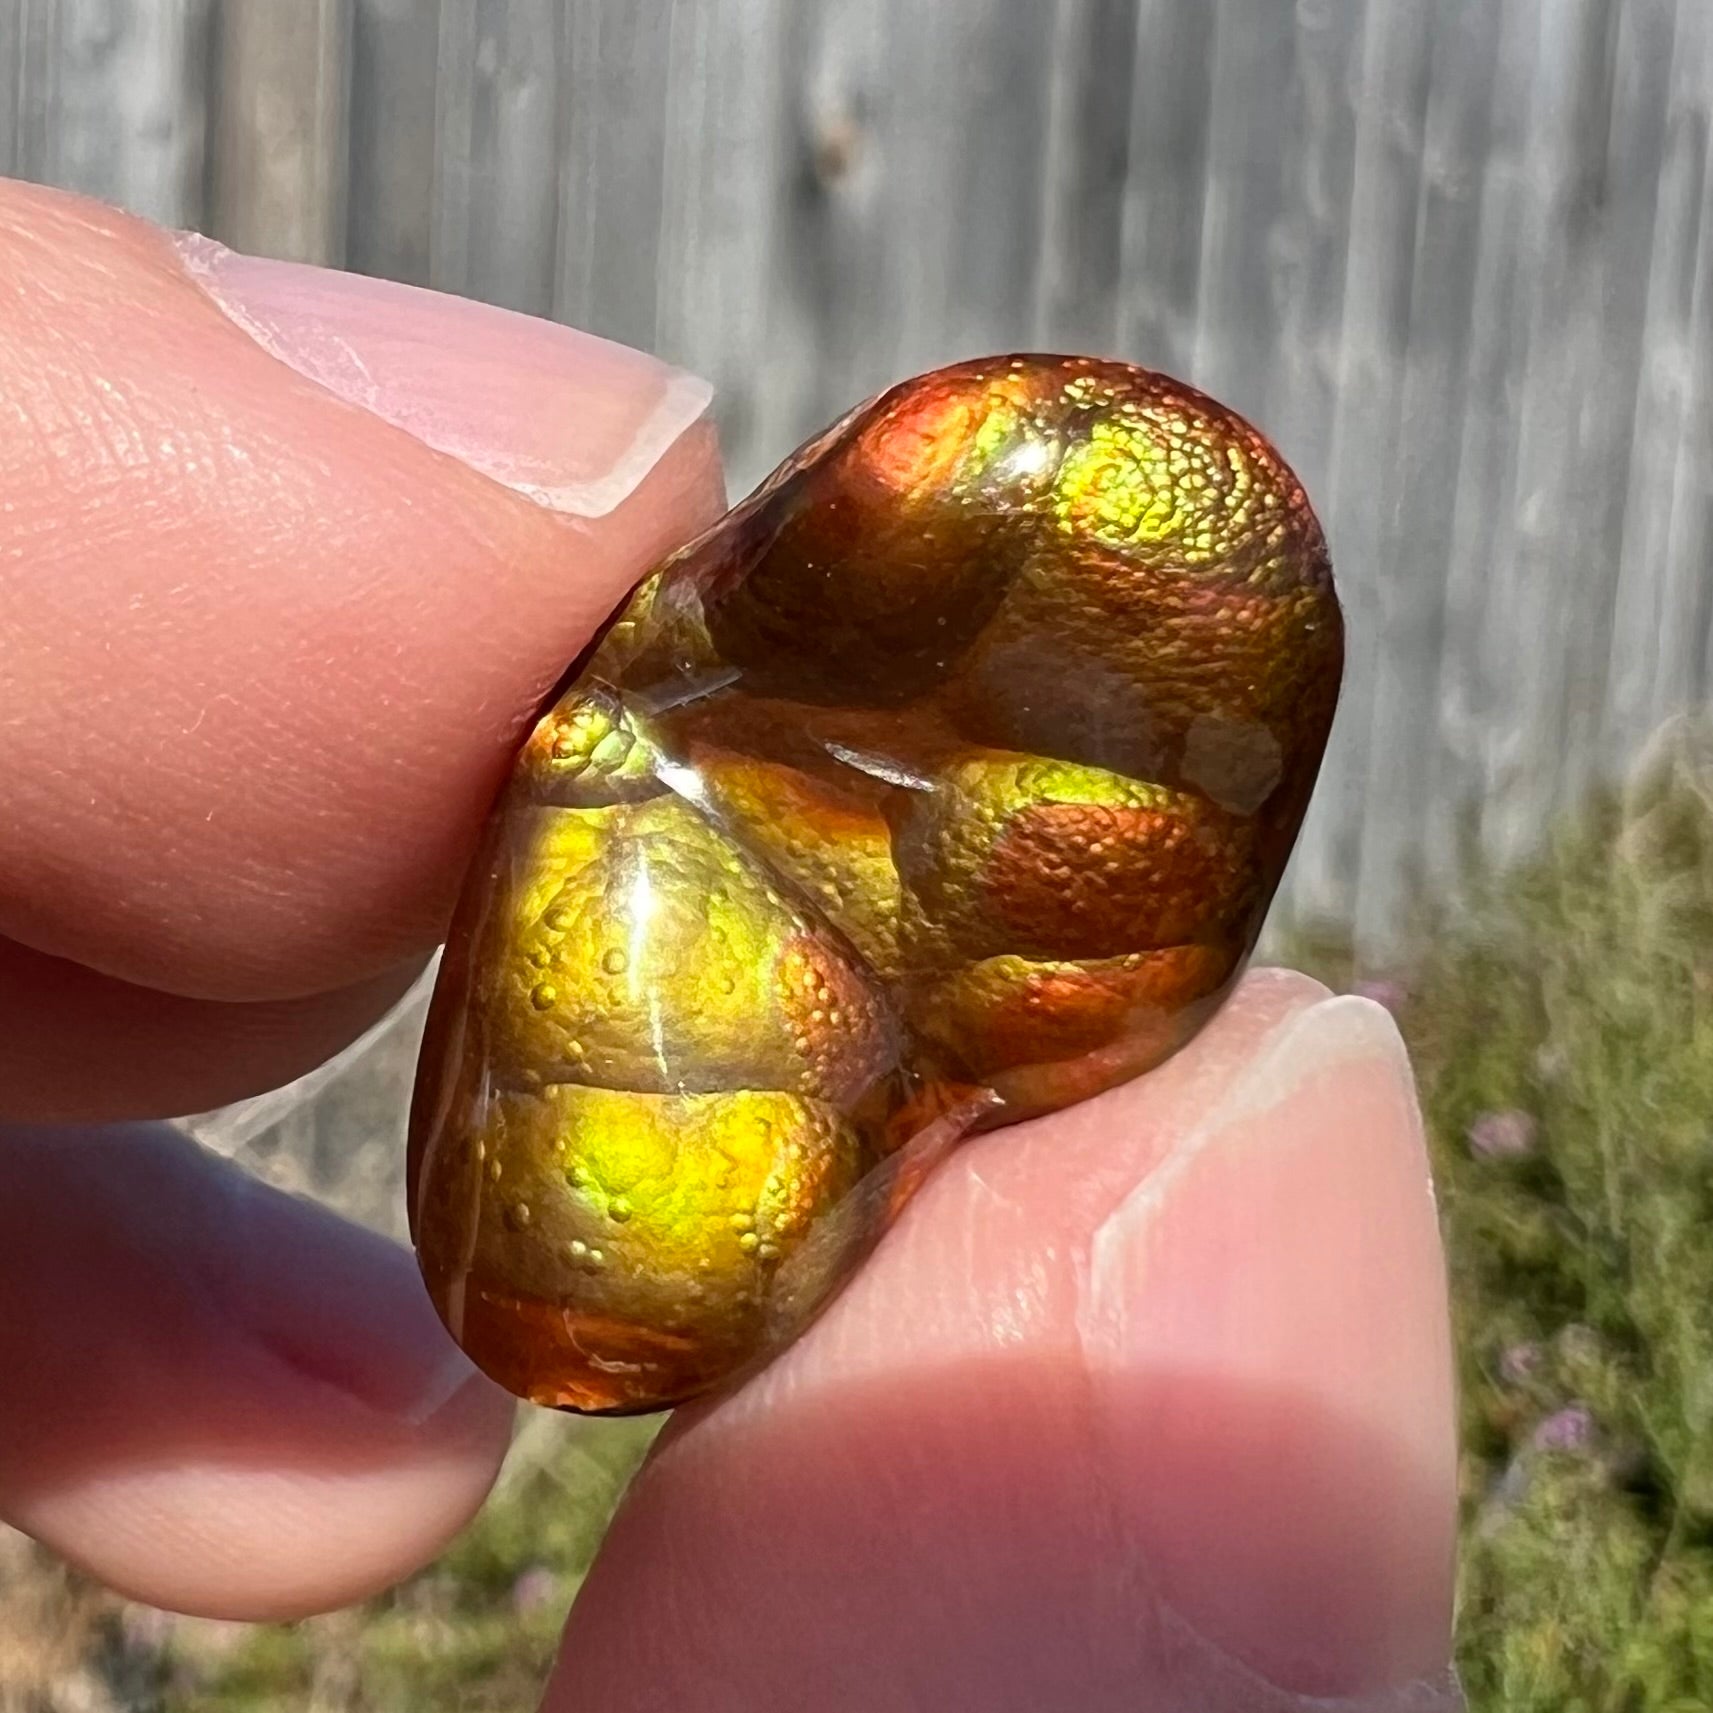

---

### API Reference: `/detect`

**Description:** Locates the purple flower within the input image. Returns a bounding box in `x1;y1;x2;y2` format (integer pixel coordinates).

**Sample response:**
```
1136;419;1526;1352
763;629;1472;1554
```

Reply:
1468;1108;1538;1160
511;1566;560;1615
1531;1403;1595;1454
1499;1342;1542;1384
1350;977;1407;1017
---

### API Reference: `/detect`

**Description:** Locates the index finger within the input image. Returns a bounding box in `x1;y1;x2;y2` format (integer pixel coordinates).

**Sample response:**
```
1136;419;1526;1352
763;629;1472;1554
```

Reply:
0;179;720;1010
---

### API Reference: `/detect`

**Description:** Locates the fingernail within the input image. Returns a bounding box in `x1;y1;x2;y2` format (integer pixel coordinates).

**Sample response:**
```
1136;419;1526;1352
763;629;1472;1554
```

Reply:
173;234;712;519
1079;996;1459;1699
216;1154;498;1428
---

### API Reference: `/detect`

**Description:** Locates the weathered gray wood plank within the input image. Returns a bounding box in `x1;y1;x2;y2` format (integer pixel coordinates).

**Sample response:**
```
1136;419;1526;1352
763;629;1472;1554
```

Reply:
1467;0;1606;865
1189;0;1299;418
433;0;561;314
1431;0;1543;902
1545;0;1678;811
1300;0;1435;933
0;6;24;176
765;0;894;461
11;0;209;227
553;3;673;354
1647;5;1713;735
652;0;791;493
1030;0;1138;354
1258;0;1364;507
1116;0;1219;378
1237;1;1366;939
735;0;1058;492
1604;0;1713;763
875;0;1056;379
347;0;439;285
206;0;351;263
1350;0;1507;942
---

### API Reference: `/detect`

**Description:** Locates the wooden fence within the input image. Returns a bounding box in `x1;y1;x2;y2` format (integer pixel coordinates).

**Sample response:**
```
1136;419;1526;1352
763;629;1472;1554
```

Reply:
4;0;1711;953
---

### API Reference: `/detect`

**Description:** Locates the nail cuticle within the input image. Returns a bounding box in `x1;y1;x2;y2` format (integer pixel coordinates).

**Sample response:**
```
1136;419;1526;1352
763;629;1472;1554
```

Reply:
170;230;713;520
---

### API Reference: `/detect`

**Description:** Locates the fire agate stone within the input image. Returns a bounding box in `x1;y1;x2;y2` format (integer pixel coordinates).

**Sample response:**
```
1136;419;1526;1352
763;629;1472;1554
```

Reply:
409;356;1342;1413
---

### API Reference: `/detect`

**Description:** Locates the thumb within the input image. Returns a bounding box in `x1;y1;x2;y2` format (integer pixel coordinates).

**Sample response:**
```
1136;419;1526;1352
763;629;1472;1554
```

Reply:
0;178;719;1116
551;971;1463;1711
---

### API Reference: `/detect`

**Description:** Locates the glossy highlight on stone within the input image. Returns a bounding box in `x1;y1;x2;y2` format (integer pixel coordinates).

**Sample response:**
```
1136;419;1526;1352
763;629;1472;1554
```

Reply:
409;355;1343;1414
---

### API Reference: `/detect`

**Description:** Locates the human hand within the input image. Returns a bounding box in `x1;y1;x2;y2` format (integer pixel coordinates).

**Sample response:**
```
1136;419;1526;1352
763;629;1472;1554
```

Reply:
0;179;1462;1710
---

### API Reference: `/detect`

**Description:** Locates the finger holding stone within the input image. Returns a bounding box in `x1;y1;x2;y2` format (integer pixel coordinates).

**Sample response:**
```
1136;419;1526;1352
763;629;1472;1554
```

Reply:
0;936;424;1122
0;177;721;1010
549;970;1462;1712
0;1121;517;1620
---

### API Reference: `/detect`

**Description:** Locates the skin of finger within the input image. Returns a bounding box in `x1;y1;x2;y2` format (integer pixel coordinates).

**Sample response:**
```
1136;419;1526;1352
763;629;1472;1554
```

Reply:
0;178;724;1005
0;934;424;1121
547;971;1460;1712
0;1122;517;1621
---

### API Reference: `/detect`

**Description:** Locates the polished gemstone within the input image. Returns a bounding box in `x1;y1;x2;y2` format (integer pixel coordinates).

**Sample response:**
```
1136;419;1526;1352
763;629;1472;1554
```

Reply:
409;356;1342;1413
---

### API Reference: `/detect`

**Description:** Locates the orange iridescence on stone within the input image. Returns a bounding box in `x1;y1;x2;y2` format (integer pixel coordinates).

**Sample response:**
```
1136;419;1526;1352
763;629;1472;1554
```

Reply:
409;356;1342;1414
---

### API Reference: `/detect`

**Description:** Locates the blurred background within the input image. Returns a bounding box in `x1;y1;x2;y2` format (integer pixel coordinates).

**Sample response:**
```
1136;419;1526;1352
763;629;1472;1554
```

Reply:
3;2;1712;1709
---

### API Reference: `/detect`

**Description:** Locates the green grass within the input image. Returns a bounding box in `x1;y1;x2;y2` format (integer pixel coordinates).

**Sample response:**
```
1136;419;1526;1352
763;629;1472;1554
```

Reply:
1294;713;1713;1708
24;715;1713;1710
1401;717;1713;1709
